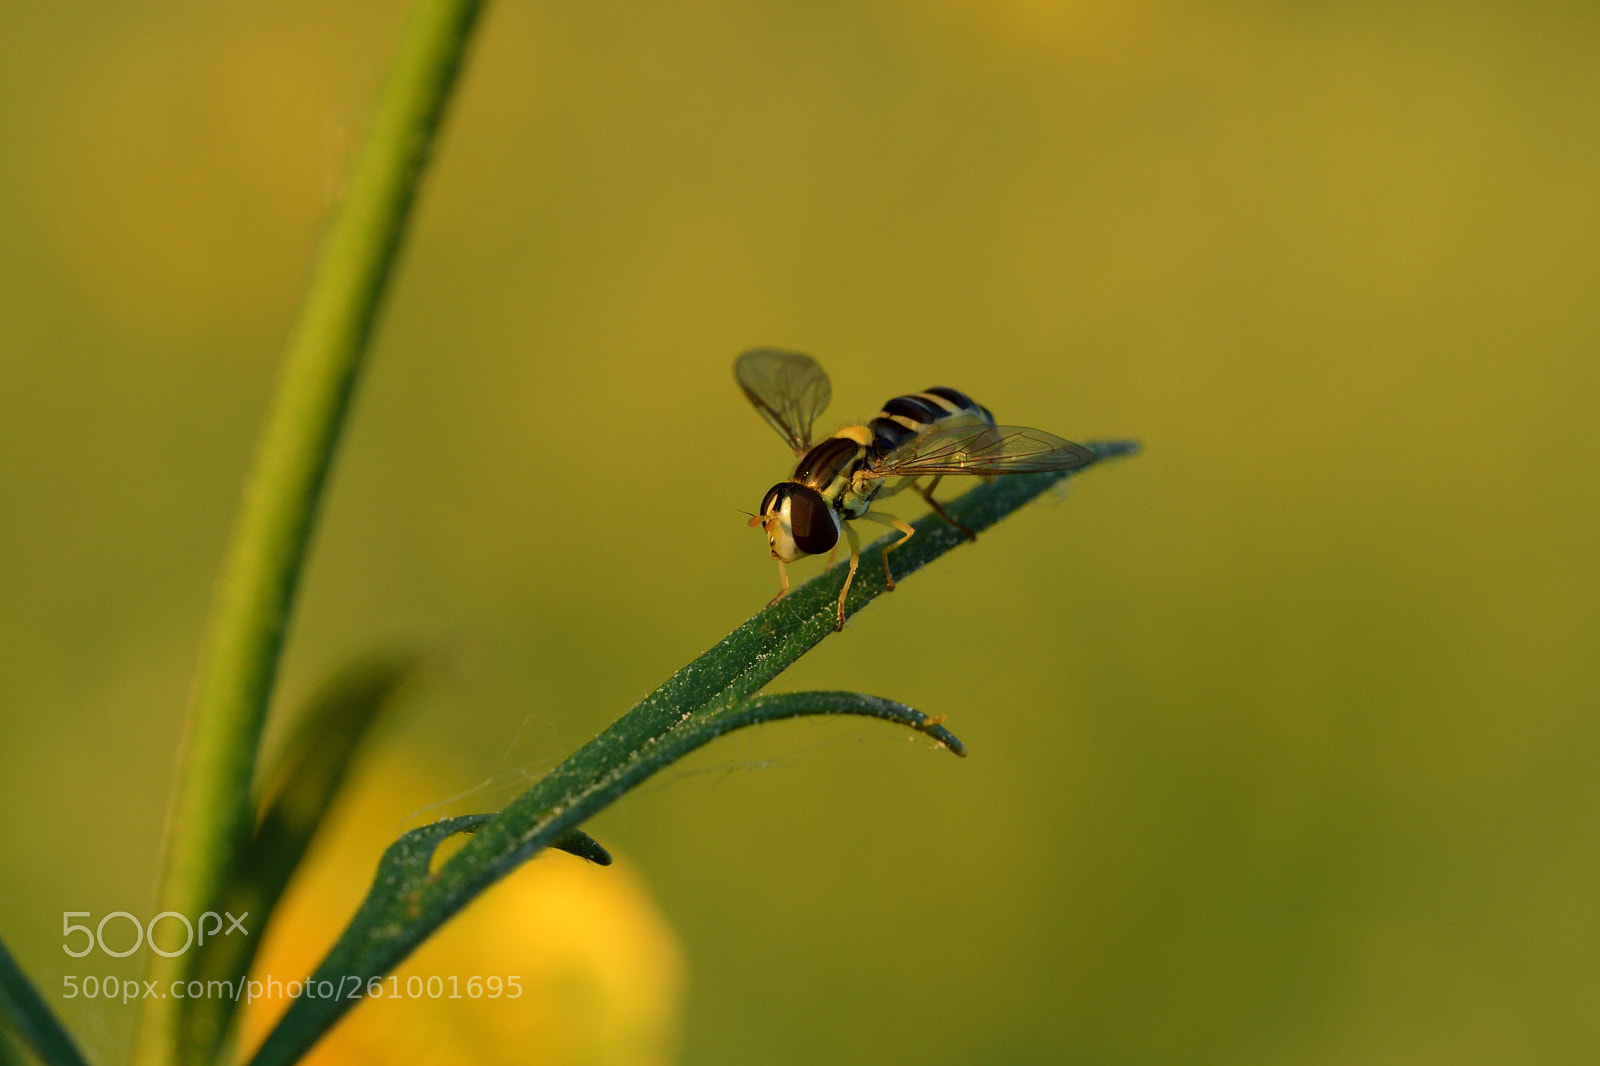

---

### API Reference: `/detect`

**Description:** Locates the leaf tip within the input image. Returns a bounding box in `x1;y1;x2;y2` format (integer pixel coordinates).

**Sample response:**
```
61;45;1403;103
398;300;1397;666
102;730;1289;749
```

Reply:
1089;438;1142;461
916;718;967;757
551;829;613;866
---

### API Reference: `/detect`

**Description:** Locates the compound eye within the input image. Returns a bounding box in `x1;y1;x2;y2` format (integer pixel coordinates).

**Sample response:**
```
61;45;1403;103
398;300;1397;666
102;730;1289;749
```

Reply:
758;485;784;516
787;487;839;555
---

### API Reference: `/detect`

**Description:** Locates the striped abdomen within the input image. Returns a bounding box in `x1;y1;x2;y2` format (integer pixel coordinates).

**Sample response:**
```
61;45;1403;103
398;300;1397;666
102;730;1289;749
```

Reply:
867;387;995;457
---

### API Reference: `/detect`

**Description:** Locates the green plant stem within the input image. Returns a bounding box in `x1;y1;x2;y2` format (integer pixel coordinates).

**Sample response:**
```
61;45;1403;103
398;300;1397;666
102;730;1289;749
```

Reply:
135;3;485;1065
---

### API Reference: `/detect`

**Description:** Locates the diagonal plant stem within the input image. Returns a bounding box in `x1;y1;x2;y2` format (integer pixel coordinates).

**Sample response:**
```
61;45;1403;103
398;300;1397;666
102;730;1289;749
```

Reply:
245;441;1137;1066
135;3;486;1064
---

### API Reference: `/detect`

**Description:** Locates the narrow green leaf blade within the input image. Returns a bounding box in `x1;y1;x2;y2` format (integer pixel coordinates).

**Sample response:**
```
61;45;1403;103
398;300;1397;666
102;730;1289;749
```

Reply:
246;691;957;1066
0;936;91;1066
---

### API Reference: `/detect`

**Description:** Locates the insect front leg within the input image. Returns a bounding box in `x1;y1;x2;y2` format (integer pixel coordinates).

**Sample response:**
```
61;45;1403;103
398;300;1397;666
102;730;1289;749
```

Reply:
766;558;790;607
836;522;862;630
858;510;916;591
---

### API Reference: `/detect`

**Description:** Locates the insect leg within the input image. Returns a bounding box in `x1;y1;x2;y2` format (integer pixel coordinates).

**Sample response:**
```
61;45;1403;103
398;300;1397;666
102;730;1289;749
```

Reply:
750;512;793;607
836;522;862;631
765;558;790;608
916;475;976;541
857;511;915;590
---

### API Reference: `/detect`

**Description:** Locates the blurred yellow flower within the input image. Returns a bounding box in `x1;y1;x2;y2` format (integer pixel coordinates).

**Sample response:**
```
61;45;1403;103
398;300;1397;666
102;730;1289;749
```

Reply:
238;751;683;1066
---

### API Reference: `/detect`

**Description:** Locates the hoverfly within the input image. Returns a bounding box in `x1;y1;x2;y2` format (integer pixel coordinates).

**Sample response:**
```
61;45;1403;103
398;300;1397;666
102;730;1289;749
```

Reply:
738;348;1095;630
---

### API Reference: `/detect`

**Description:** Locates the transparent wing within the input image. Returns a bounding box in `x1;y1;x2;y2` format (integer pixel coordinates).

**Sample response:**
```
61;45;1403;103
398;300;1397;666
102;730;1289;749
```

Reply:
863;423;1096;479
735;348;832;455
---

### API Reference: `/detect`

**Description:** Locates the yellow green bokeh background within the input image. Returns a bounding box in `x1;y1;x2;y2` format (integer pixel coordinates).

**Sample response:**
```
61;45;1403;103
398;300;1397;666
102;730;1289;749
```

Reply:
3;1;1597;1063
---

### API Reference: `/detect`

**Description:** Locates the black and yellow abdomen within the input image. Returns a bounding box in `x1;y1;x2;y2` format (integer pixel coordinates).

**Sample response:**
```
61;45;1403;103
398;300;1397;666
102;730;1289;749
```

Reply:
867;387;995;457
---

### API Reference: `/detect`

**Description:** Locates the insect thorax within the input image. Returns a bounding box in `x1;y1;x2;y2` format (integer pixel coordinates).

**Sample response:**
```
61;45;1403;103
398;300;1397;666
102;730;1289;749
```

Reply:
790;428;865;494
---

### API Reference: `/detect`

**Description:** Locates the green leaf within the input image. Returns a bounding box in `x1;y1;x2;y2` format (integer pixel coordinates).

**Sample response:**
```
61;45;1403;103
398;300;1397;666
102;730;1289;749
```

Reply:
0;936;90;1066
243;442;1135;1066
